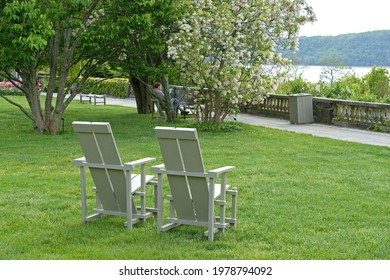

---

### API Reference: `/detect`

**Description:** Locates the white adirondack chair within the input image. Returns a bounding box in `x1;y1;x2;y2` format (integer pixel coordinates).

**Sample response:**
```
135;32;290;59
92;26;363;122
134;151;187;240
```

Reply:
152;126;237;241
72;121;157;229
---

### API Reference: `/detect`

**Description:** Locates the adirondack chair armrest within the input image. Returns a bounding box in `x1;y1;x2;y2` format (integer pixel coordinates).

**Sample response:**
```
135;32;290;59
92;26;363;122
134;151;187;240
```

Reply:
151;163;165;173
73;157;134;171
208;166;235;177
124;157;156;168
151;165;213;178
73;157;86;166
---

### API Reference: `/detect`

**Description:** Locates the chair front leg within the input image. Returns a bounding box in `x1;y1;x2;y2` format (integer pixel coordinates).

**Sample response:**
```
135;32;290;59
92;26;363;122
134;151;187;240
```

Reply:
125;170;133;229
231;187;237;226
157;173;163;233
80;166;87;223
219;173;227;233
208;178;215;241
140;163;146;219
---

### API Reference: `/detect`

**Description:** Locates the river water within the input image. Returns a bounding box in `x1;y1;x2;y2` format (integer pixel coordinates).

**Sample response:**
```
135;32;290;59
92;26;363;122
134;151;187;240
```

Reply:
293;65;390;83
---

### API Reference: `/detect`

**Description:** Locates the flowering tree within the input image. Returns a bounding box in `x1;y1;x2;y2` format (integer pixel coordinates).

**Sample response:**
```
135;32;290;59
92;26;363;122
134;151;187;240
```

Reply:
168;0;315;123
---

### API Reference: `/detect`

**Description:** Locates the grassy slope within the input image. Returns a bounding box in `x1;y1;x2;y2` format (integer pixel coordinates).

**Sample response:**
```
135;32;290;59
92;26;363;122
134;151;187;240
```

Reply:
0;96;389;260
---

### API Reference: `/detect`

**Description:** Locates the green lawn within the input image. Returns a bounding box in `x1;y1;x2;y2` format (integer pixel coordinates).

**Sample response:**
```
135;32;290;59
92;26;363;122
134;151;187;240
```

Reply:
0;96;389;260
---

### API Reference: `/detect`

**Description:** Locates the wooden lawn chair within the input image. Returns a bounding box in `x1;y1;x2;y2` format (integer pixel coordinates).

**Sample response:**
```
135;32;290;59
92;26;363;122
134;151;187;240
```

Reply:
72;121;157;229
151;126;237;241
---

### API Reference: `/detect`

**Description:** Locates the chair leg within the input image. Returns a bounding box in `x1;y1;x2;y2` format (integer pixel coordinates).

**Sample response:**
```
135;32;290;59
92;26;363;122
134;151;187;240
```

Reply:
140;165;146;221
229;188;238;227
80;166;88;223
153;184;158;211
157;173;163;233
219;174;227;233
145;179;158;214
125;170;133;229
208;179;215;241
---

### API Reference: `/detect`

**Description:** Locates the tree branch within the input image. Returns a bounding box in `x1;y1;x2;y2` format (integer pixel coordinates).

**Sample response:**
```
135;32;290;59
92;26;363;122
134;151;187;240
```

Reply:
0;94;33;121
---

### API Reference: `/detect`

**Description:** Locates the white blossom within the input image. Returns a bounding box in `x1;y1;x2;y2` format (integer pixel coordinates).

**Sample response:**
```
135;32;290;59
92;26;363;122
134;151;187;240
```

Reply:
118;52;127;61
168;0;315;122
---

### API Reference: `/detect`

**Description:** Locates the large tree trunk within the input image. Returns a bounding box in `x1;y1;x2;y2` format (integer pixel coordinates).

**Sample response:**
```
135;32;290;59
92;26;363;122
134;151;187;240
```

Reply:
23;80;66;134
161;75;176;121
16;25;80;134
131;76;153;114
19;67;47;133
28;26;76;134
213;91;222;123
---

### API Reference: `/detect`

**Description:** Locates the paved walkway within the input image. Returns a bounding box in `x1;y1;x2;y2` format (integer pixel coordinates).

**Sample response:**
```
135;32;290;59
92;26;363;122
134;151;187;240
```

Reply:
236;113;390;147
95;95;390;148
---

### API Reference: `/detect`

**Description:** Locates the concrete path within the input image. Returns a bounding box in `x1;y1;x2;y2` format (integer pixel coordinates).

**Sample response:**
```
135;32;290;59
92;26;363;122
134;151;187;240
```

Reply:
94;95;390;148
236;113;390;148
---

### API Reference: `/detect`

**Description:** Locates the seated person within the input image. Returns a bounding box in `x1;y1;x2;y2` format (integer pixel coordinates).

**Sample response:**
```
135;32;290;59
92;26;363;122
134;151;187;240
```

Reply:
153;83;189;115
152;83;166;117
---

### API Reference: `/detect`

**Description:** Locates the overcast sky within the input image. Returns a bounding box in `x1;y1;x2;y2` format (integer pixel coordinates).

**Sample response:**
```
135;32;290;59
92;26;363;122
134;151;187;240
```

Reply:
299;0;390;37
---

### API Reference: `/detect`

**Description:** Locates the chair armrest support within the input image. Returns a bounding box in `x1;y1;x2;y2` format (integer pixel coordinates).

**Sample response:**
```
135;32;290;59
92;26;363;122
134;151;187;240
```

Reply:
74;156;134;171
125;157;155;168
151;164;235;178
208;166;235;177
73;157;86;166
152;168;210;178
151;163;165;173
74;157;155;171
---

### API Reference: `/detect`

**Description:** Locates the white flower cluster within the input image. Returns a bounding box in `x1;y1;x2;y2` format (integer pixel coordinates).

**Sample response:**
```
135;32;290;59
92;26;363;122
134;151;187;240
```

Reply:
118;52;127;61
168;0;315;121
86;9;105;27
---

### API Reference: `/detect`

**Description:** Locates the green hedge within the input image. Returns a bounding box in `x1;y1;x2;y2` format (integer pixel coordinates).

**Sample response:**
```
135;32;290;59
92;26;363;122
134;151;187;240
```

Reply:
81;77;130;99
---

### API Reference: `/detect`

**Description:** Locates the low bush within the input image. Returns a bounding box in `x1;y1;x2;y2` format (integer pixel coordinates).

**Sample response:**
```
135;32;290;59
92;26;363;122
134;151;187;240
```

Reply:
277;66;390;103
81;77;130;98
189;121;243;132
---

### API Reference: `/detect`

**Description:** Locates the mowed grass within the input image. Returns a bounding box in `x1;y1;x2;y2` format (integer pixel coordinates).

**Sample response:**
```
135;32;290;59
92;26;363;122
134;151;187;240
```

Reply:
0;96;389;260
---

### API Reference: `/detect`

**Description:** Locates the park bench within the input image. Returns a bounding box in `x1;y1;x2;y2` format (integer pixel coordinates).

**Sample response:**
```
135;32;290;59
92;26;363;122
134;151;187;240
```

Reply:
79;93;106;105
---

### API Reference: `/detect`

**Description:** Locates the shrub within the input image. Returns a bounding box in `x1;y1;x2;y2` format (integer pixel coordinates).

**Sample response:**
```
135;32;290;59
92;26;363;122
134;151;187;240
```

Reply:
276;78;311;95
362;66;390;99
81;77;130;98
278;67;390;103
189;121;243;132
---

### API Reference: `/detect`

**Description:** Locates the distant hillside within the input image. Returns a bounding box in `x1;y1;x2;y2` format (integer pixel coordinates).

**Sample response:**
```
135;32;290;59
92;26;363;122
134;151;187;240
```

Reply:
282;30;390;66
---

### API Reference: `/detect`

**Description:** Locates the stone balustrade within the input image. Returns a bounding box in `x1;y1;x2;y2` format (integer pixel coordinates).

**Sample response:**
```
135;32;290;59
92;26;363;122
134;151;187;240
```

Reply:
244;94;390;129
170;85;390;130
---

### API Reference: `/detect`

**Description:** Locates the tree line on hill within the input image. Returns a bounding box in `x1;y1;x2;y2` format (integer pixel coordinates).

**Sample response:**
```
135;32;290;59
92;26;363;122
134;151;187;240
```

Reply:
281;30;390;66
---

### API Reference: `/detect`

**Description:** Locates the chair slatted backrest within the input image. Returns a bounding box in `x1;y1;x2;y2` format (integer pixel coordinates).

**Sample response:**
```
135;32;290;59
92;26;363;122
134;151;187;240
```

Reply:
155;127;210;222
73;122;134;213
